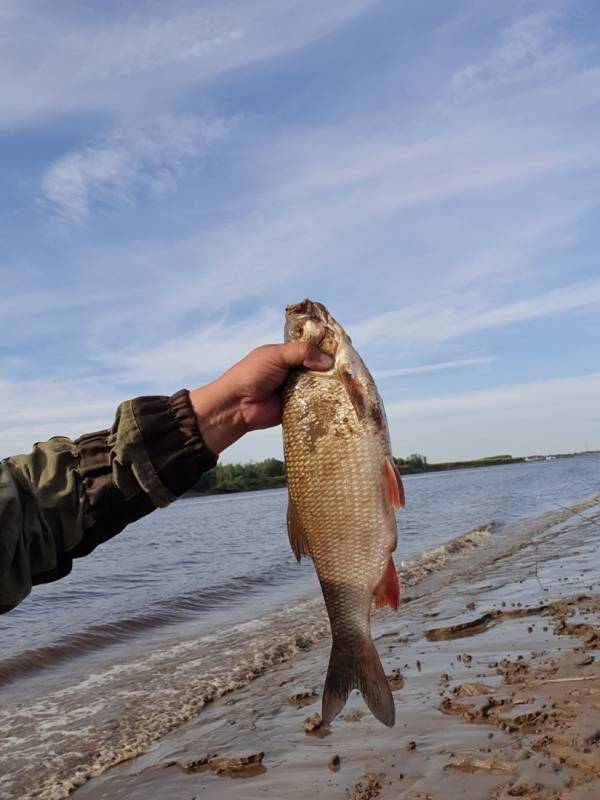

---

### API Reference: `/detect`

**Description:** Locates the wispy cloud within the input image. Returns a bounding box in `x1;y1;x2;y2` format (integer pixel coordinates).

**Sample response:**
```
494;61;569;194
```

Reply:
0;0;376;129
0;376;122;458
385;373;600;460
4;1;600;465
217;372;600;464
39;114;230;223
373;356;498;379
107;308;282;386
353;279;600;349
451;11;571;96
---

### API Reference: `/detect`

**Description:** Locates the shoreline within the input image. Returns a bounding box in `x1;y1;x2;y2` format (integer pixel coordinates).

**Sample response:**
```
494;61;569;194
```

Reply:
73;497;600;800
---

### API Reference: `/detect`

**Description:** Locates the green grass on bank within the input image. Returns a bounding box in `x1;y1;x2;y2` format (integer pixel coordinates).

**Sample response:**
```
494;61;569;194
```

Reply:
394;453;523;474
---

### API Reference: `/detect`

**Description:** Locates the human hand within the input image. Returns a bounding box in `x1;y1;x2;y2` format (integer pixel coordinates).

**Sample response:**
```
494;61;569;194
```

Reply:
189;342;333;455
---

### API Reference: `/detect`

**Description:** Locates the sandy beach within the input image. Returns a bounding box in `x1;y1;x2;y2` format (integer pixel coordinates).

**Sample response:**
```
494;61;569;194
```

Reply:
68;495;600;800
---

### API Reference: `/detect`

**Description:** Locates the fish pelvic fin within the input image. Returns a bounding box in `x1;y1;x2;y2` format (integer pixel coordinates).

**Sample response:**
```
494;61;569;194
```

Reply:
384;457;405;509
287;496;310;561
373;557;400;611
322;636;395;727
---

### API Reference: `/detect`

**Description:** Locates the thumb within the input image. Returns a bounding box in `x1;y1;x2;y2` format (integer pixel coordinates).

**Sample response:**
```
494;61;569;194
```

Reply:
276;341;334;371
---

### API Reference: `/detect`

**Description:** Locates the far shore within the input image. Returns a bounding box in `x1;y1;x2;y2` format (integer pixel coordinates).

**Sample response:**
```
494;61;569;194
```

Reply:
186;451;600;498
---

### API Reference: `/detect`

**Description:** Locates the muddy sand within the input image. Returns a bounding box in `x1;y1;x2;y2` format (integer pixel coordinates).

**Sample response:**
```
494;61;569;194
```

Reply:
69;497;600;799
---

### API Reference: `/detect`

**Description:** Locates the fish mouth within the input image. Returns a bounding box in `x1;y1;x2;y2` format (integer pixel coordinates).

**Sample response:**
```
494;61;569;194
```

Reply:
285;298;345;356
285;299;332;323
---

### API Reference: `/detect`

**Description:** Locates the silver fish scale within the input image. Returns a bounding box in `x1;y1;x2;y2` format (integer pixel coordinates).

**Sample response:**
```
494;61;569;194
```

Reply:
282;371;394;643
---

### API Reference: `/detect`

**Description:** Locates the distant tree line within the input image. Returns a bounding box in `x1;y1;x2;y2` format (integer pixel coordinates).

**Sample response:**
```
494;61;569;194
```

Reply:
394;453;428;470
187;452;520;496
188;458;286;495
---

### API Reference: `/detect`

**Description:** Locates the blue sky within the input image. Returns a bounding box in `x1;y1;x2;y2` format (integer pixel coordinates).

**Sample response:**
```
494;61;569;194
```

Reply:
1;0;600;463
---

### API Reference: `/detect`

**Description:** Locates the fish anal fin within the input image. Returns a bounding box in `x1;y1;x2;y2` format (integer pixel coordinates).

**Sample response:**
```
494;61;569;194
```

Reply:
373;557;400;611
337;366;366;420
384;457;405;509
287;496;310;562
322;637;395;727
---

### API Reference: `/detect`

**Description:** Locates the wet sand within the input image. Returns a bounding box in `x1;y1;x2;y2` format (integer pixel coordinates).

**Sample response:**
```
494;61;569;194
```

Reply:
73;497;600;800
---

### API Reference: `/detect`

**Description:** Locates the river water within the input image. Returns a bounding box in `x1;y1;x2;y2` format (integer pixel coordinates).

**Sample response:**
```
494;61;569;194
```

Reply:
0;456;598;799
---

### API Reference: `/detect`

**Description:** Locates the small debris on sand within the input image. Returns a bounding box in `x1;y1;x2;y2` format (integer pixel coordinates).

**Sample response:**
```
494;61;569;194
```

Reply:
348;771;384;800
303;712;329;736
342;708;366;721
287;688;318;707
405;740;417;751
453;682;496;697
329;754;341;771
445;752;515;773
386;669;405;690
209;752;265;777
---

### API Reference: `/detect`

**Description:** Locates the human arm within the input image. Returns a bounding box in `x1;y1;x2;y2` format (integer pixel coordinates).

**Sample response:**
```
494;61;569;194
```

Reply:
0;390;217;613
0;342;331;613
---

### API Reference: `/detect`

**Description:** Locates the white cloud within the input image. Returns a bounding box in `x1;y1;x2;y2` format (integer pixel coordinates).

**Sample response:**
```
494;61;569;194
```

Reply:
373;356;498;379
39;115;230;223
0;0;377;129
93;119;599;327
308;139;596;220
385;373;600;461
211;372;600;464
0;377;122;459
353;279;600;350
4;1;600;470
451;11;570;96
107;308;283;386
0;288;123;317
3;369;598;465
15;2;600;334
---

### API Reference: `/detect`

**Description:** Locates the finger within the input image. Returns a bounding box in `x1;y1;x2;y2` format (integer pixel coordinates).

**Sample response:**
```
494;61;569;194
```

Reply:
275;341;333;371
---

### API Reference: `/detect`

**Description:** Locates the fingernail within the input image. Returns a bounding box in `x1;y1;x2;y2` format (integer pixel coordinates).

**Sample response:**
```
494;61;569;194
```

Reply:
316;351;334;368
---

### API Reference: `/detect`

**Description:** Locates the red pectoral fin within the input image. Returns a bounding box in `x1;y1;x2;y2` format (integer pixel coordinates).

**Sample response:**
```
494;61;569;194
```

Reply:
384;457;405;509
374;557;400;611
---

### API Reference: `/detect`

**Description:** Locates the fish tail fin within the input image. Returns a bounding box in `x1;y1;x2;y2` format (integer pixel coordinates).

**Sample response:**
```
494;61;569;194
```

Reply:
322;637;395;727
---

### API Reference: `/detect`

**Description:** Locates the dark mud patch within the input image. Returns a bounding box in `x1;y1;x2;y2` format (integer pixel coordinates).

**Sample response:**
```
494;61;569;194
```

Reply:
437;594;600;797
348;770;385;799
425;595;600;643
287;688;318;707
167;751;266;779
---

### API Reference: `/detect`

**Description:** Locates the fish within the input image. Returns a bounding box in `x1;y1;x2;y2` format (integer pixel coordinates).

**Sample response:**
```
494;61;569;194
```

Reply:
281;299;405;727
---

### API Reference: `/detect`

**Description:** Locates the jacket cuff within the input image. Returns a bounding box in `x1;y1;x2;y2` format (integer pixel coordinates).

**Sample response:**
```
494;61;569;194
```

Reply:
70;390;217;561
132;389;218;497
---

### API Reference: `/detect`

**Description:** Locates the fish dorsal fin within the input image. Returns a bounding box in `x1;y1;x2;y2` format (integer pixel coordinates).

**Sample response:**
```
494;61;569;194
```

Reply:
384;457;405;509
373;557;400;611
287;496;310;562
337;366;366;420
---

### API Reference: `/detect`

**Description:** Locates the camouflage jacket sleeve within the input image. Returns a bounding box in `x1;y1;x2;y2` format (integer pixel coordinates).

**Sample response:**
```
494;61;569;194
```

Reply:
0;389;217;613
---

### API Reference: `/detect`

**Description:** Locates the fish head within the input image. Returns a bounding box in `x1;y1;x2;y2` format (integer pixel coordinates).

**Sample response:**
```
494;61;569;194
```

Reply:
284;299;349;361
285;299;389;433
